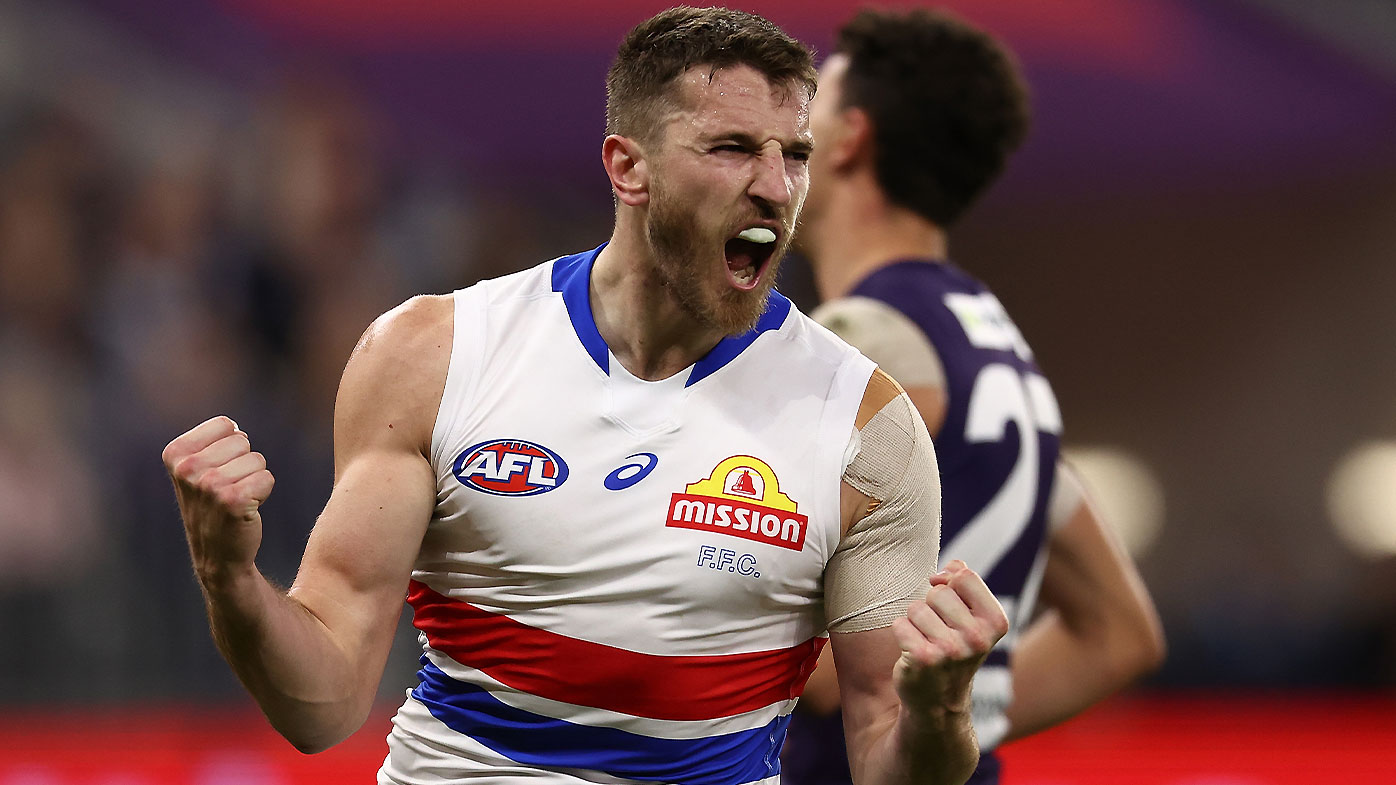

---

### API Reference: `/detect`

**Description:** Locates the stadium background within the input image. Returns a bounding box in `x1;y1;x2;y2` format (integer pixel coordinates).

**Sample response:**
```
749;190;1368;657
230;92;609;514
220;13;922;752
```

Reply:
2;0;1395;781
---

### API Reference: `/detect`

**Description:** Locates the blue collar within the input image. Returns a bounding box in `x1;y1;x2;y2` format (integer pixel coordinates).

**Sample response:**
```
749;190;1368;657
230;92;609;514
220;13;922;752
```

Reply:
550;244;791;387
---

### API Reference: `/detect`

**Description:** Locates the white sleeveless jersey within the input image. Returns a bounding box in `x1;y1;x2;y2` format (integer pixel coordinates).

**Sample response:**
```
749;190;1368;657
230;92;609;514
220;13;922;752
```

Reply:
379;246;876;785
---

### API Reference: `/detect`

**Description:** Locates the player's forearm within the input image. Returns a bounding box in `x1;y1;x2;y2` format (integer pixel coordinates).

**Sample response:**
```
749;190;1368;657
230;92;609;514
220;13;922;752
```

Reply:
1003;615;1111;740
198;565;370;753
852;705;979;785
1003;609;1164;741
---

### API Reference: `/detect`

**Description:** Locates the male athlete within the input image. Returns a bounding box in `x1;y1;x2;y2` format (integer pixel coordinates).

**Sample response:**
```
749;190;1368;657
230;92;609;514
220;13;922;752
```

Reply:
162;8;1007;785
785;9;1165;785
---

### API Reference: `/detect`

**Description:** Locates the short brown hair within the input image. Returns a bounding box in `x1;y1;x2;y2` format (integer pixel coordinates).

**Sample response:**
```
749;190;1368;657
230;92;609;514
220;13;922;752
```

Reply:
606;6;817;143
836;8;1030;227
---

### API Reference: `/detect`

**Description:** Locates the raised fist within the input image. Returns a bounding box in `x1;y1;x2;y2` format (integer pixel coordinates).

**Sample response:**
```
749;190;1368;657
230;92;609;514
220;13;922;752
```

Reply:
892;559;1010;714
162;416;275;582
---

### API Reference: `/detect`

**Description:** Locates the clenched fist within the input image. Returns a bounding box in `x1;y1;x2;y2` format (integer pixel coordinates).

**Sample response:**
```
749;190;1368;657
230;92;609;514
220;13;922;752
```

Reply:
892;559;1010;715
162;416;275;584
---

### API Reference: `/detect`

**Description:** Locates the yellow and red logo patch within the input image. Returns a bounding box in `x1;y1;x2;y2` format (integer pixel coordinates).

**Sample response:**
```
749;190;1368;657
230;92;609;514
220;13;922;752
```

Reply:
666;455;808;550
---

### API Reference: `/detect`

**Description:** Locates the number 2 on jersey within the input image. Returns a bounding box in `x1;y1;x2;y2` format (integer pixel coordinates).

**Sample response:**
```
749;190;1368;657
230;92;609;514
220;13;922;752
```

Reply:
942;363;1061;579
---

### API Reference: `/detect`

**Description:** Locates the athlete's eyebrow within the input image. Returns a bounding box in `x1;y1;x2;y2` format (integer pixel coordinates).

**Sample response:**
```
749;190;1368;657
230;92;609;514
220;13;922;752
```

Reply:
709;130;815;156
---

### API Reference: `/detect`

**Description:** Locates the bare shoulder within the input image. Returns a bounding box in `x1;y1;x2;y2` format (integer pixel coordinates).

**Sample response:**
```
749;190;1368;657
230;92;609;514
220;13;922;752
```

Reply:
354;294;454;359
855;367;906;429
336;294;455;458
814;296;946;392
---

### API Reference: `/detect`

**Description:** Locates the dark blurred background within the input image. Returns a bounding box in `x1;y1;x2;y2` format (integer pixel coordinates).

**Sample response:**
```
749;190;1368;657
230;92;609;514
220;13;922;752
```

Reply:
2;0;1395;778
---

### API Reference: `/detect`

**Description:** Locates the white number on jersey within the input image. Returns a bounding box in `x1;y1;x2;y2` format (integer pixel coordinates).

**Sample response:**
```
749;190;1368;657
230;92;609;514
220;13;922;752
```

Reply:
942;363;1061;577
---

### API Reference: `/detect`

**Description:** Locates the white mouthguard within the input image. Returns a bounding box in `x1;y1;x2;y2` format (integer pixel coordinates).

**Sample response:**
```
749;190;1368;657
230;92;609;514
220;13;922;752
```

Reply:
736;227;777;244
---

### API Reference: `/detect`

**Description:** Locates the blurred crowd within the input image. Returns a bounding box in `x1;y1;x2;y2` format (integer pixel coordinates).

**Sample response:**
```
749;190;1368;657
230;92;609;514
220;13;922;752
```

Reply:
0;0;610;701
0;85;418;702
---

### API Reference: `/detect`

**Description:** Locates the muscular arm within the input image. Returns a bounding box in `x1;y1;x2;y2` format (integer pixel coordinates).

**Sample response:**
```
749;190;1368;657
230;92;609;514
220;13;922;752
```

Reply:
163;295;452;753
815;294;1162;748
802;299;951;721
1003;464;1165;741
829;370;1007;785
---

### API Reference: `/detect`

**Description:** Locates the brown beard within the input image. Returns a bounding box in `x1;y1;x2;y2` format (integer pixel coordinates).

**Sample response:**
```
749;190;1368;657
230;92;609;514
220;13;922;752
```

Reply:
645;175;783;336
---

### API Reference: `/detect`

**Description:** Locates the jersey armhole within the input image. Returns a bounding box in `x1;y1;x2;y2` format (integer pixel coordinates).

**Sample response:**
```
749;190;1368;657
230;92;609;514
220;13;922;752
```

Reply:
430;284;489;468
817;350;877;562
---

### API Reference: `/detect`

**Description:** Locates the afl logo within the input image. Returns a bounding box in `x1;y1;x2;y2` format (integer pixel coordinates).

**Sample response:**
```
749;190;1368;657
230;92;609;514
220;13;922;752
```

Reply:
453;439;569;497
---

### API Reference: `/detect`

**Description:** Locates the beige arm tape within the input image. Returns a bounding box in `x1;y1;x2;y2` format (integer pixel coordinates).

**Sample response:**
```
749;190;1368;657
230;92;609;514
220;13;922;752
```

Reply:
825;391;941;633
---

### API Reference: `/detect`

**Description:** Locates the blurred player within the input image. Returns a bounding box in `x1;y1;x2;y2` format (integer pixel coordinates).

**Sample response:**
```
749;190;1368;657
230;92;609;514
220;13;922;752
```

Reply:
162;8;1007;785
785;9;1166;785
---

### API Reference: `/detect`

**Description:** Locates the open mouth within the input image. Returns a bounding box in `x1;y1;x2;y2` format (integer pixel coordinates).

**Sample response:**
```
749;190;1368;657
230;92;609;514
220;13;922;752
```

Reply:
723;226;778;291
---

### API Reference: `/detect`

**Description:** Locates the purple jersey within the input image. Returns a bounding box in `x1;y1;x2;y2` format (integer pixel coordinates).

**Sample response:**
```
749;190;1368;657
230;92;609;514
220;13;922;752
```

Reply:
857;259;1062;774
784;259;1061;785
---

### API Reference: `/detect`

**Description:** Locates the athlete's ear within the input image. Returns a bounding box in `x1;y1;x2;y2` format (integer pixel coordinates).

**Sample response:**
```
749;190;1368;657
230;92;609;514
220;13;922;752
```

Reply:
603;134;649;207
828;106;874;172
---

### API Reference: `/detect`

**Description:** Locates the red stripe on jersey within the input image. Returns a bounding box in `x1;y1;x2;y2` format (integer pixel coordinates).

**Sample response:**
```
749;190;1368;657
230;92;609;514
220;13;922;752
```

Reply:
407;581;825;721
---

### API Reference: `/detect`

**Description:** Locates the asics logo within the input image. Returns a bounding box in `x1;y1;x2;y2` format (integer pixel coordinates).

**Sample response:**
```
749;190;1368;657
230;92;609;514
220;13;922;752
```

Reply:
604;453;658;491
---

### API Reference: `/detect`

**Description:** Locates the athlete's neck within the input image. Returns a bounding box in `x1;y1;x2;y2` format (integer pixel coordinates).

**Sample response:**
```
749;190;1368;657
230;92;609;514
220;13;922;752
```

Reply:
590;231;729;382
805;182;949;301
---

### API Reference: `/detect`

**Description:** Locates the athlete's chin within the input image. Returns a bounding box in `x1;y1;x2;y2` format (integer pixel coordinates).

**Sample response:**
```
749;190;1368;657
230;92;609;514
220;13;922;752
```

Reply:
712;264;780;335
709;302;764;336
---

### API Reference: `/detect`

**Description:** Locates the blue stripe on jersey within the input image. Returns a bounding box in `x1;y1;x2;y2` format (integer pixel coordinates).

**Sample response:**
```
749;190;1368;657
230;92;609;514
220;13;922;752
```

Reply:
687;292;791;387
412;659;790;785
551;245;610;373
551;243;792;387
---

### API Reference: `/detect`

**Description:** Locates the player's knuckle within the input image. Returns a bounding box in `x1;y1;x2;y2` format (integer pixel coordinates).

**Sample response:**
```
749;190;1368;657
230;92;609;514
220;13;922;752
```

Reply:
938;639;969;661
925;588;957;615
917;641;947;666
174;454;206;480
214;484;244;509
960;627;990;653
903;638;929;660
252;470;275;495
990;613;1010;636
196;465;227;489
907;603;936;627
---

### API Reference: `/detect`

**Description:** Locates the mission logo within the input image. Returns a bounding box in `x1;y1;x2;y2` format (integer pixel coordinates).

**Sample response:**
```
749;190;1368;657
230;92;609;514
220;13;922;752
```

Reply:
453;439;569;496
666;455;808;550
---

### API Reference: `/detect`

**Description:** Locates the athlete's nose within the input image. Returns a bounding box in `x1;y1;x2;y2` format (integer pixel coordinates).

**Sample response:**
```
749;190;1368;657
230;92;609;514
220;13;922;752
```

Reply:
748;146;793;208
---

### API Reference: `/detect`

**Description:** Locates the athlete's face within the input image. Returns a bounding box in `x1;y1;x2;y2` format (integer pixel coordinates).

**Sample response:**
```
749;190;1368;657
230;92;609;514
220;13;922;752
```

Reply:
801;54;849;233
644;64;812;335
